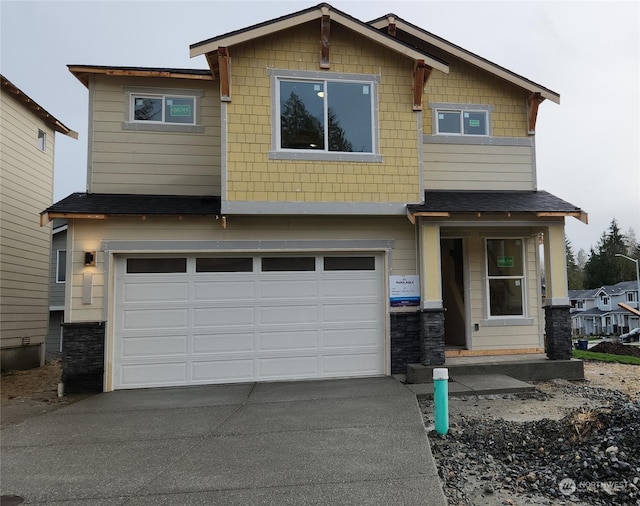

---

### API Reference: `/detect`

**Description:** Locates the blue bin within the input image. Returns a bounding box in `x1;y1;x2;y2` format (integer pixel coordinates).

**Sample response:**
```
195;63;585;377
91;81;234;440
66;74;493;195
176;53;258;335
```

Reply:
577;339;588;351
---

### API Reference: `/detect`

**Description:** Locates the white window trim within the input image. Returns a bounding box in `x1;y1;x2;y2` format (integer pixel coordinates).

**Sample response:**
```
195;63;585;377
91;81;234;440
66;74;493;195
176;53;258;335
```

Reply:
484;237;527;319
268;69;382;162
122;87;203;133
37;129;46;151
56;250;66;283
430;102;493;136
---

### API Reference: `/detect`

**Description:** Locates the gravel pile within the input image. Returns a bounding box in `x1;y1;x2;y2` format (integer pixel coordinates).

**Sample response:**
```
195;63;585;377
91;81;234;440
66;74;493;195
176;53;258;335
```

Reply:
588;342;640;359
424;387;640;505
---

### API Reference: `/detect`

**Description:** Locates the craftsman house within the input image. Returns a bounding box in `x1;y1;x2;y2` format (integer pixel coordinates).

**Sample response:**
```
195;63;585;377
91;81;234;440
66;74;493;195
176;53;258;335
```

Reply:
570;281;640;336
1;75;76;370
41;4;586;392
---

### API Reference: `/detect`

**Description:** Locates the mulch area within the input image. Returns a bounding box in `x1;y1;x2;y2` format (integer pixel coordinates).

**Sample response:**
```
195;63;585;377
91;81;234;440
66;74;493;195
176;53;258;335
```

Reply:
588;341;640;358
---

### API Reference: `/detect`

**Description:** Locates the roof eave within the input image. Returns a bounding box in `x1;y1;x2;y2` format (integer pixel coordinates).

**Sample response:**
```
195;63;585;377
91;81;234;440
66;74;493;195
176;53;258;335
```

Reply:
68;65;214;88
1;74;78;138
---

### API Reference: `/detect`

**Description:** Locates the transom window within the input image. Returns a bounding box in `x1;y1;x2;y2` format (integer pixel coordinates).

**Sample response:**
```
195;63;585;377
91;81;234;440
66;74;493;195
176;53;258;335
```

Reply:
131;94;195;125
486;238;525;317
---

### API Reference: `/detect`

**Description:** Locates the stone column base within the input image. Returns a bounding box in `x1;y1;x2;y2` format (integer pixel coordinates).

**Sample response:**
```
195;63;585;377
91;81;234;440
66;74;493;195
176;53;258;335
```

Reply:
420;308;445;366
390;312;420;374
62;322;105;393
545;305;572;360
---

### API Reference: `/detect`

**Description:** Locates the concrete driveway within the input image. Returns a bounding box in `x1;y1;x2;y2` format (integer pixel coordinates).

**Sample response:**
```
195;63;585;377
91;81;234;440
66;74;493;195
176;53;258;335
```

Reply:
1;377;446;505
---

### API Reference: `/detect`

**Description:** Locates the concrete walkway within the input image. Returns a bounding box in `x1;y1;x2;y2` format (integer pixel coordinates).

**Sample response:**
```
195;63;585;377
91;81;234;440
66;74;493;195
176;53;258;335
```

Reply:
0;377;446;505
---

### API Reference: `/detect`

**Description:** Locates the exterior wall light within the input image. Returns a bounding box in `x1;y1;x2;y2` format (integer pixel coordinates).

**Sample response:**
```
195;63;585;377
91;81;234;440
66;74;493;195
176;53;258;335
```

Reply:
84;251;96;266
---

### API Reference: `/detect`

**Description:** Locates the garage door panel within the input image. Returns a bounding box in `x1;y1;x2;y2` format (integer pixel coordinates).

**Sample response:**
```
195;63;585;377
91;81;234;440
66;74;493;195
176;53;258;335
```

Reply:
123;309;188;330
258;356;318;378
193;307;255;326
123;282;189;303
194;280;255;301
192;359;254;383
120;362;188;388
321;277;381;297
260;279;318;299
259;330;318;351
122;335;188;357
322;302;381;323
259;305;318;325
322;328;382;348
322;353;383;375
192;332;255;354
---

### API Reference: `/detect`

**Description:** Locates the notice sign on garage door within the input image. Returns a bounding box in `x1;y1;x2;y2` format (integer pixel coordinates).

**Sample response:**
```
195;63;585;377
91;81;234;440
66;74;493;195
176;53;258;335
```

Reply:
390;275;420;307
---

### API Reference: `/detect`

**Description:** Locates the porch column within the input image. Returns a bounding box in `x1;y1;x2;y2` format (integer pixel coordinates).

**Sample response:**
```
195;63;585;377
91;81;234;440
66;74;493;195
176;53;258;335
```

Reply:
543;223;572;360
419;221;445;365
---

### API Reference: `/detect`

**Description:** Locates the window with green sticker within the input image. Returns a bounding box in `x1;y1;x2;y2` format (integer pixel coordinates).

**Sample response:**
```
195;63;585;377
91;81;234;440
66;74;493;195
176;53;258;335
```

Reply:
434;107;489;136
132;94;195;125
486;238;525;317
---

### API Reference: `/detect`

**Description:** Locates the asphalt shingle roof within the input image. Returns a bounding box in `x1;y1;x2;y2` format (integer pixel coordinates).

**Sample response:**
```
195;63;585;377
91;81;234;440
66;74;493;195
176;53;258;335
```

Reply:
407;190;583;214
42;193;221;216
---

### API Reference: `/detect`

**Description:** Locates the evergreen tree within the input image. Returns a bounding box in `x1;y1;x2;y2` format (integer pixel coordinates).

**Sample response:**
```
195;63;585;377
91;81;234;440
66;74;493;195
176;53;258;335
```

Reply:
280;92;323;149
566;237;583;289
583;219;636;287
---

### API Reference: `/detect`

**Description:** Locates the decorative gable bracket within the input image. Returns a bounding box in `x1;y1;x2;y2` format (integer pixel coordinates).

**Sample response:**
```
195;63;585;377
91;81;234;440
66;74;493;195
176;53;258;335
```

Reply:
527;92;545;134
413;60;432;111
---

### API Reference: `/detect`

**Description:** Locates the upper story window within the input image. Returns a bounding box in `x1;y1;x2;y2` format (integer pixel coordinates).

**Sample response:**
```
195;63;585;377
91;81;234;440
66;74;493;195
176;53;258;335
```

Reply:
37;129;46;151
430;103;492;136
132;95;195;125
486;238;525;317
576;301;584;309
56;250;66;283
268;69;381;162
123;87;203;133
601;296;610;307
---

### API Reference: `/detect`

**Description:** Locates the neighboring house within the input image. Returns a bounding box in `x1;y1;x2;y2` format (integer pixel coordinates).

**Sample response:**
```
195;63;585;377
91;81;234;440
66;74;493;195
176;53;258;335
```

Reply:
46;219;68;358
0;75;76;370
41;4;586;392
570;281;640;336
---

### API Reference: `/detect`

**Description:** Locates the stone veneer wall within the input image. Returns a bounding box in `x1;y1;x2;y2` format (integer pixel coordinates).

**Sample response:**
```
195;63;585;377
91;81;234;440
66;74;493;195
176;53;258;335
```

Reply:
61;322;105;393
390;312;421;374
545;305;572;360
420;309;445;366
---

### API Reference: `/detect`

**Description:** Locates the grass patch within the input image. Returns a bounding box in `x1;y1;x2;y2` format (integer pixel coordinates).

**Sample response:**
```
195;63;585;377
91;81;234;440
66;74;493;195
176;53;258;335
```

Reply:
572;349;640;365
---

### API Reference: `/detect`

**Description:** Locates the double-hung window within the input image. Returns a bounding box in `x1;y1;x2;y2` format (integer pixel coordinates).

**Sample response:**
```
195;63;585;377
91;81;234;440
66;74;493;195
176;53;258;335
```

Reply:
486;238;525;317
269;69;381;162
431;103;491;136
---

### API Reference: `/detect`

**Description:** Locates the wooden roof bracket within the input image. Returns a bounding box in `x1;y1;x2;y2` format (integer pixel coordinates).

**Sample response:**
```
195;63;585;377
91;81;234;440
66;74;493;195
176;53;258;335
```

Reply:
320;11;331;69
413;60;432;111
527;92;544;134
218;47;231;102
205;53;218;79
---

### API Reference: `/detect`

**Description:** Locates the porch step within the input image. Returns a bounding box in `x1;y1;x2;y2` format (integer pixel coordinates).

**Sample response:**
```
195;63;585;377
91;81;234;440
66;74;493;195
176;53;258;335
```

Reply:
406;356;584;384
405;373;535;400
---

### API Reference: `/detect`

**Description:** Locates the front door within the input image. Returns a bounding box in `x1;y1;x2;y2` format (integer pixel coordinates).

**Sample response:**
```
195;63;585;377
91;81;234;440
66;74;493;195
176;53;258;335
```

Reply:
441;239;466;347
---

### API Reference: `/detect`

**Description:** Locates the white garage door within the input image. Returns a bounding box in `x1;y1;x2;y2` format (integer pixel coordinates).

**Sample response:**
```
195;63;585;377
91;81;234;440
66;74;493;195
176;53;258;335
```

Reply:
112;254;385;389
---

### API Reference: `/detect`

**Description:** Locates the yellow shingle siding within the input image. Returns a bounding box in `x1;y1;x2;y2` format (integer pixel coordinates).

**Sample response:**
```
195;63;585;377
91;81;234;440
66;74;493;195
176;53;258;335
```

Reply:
225;22;421;204
424;54;530;137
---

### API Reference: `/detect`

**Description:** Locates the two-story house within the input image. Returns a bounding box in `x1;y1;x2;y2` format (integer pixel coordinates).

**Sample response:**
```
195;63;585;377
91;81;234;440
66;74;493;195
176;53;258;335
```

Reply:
41;4;585;392
1;75;76;370
570;281;640;336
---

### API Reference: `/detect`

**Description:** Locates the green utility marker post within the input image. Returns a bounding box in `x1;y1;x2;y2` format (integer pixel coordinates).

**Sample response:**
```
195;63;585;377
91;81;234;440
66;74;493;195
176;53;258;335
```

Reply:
433;368;449;435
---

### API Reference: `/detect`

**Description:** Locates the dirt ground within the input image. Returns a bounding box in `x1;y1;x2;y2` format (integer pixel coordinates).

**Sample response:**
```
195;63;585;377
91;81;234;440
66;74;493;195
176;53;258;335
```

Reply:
1;359;639;430
0;360;90;429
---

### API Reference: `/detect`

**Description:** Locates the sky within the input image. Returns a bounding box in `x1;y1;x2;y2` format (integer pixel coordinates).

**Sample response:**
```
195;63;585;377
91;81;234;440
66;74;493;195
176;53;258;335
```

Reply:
1;0;638;253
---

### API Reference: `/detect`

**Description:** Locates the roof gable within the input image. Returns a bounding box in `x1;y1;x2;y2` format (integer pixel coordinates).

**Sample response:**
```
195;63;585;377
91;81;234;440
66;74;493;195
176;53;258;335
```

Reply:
189;3;448;74
368;14;560;104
